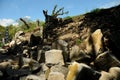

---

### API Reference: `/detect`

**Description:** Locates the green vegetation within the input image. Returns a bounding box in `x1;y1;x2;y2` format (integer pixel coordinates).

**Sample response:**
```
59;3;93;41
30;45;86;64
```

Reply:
0;25;5;38
87;8;102;14
64;16;72;20
90;8;101;13
0;42;2;47
0;19;45;45
76;39;82;45
0;25;5;47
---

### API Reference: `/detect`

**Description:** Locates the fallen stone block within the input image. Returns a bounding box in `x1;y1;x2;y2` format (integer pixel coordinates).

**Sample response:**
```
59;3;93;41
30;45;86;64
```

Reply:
45;49;64;65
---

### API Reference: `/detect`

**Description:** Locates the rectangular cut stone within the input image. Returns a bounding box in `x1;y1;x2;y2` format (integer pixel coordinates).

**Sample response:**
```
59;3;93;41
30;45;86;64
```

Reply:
45;49;64;65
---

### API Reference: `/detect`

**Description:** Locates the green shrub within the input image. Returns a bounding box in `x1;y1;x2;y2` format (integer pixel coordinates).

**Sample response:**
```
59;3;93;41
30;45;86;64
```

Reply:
64;16;72;20
89;8;102;14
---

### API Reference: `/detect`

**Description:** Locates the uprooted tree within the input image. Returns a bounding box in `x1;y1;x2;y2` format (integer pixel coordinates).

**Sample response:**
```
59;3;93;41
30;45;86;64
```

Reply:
43;5;69;39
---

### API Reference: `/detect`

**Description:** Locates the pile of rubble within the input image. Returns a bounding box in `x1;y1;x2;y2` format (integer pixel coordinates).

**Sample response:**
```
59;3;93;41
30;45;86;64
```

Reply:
0;5;120;80
0;28;120;80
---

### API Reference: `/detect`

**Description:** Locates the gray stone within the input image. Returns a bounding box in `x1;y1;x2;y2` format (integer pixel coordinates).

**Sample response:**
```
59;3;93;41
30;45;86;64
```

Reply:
48;72;65;80
52;40;69;62
45;49;64;65
50;65;68;78
22;58;40;72
57;39;68;47
69;45;91;63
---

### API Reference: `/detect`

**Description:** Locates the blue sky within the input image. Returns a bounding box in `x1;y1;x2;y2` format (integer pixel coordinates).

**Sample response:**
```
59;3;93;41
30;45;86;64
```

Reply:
0;0;120;26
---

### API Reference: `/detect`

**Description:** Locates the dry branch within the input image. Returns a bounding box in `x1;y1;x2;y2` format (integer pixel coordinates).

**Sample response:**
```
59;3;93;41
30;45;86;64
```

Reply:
20;18;30;29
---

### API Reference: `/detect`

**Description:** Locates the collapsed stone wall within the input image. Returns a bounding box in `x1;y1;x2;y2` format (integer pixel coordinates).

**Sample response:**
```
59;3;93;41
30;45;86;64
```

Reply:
0;5;120;80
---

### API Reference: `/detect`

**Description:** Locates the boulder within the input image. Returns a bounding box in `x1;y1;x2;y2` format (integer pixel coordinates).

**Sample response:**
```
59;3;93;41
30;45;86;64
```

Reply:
99;71;113;80
66;62;101;80
91;29;104;56
94;51;120;71
45;49;64;65
99;67;120;80
109;67;120;80
69;45;91;63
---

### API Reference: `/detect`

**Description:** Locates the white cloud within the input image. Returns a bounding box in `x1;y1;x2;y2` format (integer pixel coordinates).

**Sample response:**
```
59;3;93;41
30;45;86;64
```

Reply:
24;16;31;19
0;19;18;27
100;1;120;8
12;22;19;26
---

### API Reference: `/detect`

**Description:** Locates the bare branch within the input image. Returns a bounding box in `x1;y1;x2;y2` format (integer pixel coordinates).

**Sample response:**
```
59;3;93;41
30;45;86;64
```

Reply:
20;18;30;29
43;10;48;18
52;5;57;16
51;5;69;17
55;7;64;15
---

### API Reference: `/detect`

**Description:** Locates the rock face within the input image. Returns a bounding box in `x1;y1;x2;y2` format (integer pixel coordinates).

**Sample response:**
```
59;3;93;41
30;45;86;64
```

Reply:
0;5;120;80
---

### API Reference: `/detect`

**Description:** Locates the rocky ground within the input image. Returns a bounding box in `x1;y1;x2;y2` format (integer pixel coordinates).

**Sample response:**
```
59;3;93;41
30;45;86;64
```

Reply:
0;5;120;80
